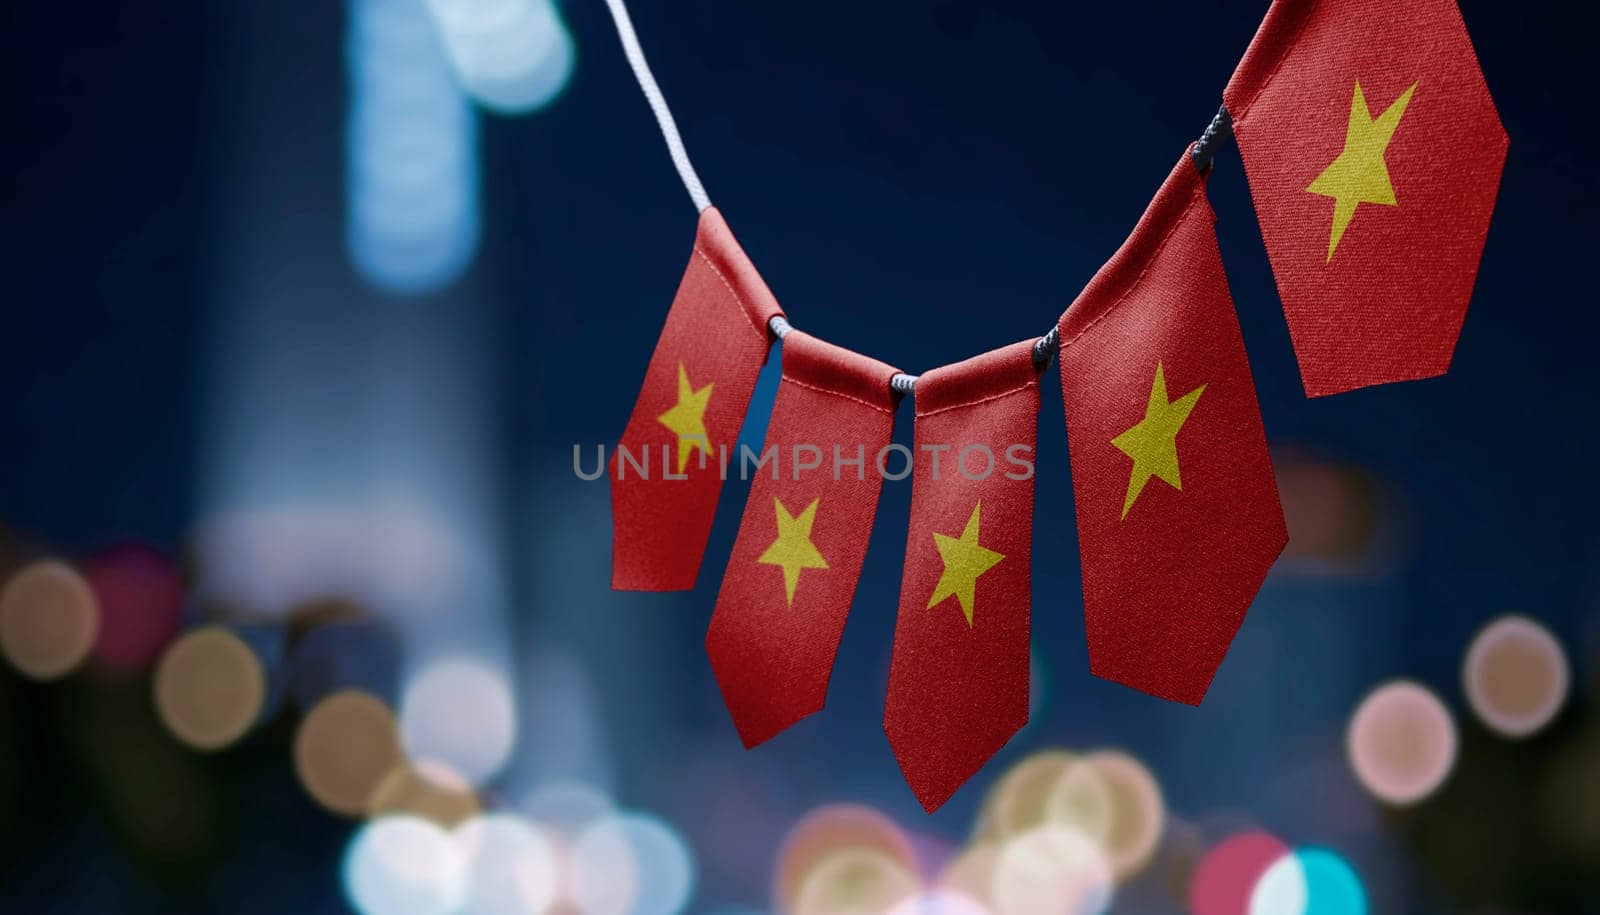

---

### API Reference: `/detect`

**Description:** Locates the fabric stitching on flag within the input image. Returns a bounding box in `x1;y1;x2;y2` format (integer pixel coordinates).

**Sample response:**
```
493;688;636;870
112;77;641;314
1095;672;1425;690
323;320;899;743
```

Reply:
694;245;772;341
1230;0;1320;127
779;374;896;415
1059;192;1204;351
914;381;1039;420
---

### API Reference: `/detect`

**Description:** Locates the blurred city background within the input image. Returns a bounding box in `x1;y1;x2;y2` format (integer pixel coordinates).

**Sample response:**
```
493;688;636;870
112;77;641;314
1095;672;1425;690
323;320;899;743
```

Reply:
0;1;1593;913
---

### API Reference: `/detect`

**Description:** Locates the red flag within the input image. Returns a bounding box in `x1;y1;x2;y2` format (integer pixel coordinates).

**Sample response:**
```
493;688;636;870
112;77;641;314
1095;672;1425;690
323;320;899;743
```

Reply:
705;332;901;747
1223;0;1507;396
884;341;1040;812
611;207;784;591
1059;153;1287;705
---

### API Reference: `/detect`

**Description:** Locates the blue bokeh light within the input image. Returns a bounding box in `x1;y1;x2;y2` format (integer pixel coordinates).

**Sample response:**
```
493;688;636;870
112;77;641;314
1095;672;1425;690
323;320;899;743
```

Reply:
615;813;696;915
424;0;576;114
1298;848;1367;915
346;0;480;294
343;815;467;915
1250;846;1368;915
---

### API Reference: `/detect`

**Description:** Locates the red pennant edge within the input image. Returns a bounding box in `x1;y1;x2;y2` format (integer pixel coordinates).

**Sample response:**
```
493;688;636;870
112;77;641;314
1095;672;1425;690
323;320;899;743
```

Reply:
1058;151;1209;348
609;207;785;592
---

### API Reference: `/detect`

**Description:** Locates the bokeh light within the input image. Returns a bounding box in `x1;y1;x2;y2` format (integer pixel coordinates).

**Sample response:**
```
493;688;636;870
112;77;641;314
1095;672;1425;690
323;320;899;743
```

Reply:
989;825;1113;915
777;804;915;913
615;813;696;915
344;814;468;915
1346;680;1457;806
1248;852;1307;915
568;813;642;915
1252;848;1366;915
790;846;921;915
903;830;955;887
0;559;98;680
937;842;999;904
569;813;694;915
1043;757;1114;847
454;813;560;915
1463;614;1569;738
1275;455;1384;569
424;0;576;114
1081;750;1165;881
347;0;479;294
153;626;266;751
368;757;481;826
399;655;516;786
193;509;462;625
1297;849;1365;915
295;688;405;816
1190;830;1290;915
977;750;1109;843
888;889;992;915
84;543;184;674
522;779;614;836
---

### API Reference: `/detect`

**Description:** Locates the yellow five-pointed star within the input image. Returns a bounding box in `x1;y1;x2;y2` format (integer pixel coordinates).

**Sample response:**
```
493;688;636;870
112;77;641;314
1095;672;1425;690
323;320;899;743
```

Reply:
656;362;714;474
1307;79;1419;262
758;497;829;606
1112;362;1205;520
927;501;1005;627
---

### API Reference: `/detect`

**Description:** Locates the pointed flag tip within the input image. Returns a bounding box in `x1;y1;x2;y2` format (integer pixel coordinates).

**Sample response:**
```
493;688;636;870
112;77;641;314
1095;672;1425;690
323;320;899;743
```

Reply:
887;736;967;814
707;626;832;749
889;728;1022;814
726;696;827;750
886;704;1028;816
1088;659;1211;707
734;724;775;750
912;784;957;814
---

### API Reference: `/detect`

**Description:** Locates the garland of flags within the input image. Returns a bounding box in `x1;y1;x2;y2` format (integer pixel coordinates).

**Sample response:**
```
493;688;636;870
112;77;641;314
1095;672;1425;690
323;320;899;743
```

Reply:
603;0;1507;812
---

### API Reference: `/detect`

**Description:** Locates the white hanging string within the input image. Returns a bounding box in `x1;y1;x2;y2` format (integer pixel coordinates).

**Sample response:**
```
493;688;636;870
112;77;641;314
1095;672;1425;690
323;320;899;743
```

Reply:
602;0;711;212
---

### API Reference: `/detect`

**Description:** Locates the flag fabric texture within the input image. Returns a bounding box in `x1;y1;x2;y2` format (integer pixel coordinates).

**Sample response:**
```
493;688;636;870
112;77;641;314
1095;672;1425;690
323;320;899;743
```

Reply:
1058;153;1287;705
884;340;1040;812
611;207;784;591
1223;0;1507;396
705;332;902;747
